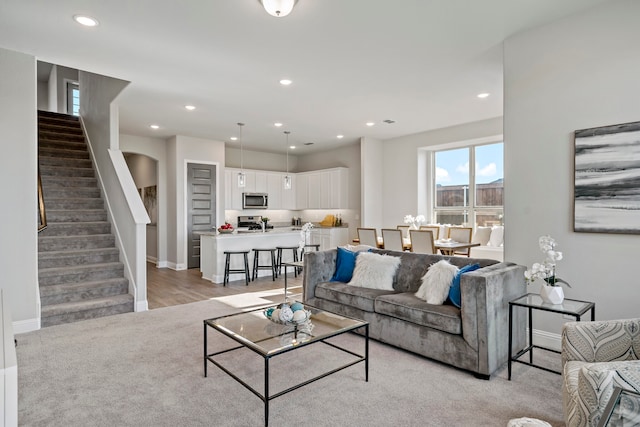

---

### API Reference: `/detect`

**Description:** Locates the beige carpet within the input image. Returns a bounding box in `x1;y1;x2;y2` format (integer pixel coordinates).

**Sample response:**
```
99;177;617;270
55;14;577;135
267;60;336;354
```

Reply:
16;298;565;426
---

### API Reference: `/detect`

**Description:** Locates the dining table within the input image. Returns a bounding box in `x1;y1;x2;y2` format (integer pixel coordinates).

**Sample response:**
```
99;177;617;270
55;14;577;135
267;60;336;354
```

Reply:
351;237;480;255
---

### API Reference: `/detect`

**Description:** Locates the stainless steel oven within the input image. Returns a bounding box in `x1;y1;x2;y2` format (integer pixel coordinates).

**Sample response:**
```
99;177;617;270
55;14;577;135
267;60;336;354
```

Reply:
242;193;268;209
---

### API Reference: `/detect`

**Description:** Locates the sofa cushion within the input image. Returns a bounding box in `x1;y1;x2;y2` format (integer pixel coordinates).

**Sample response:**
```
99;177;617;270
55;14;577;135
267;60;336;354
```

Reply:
331;247;359;282
375;293;462;334
315;281;395;312
348;251;401;291
415;260;459;305
448;263;481;308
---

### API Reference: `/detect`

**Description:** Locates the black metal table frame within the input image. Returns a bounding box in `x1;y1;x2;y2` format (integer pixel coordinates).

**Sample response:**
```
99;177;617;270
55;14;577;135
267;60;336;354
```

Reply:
508;293;595;380
203;311;369;427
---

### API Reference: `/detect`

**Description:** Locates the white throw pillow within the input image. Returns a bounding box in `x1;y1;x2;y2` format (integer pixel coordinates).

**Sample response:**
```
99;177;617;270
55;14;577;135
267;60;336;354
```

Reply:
415;260;459;304
348;252;401;291
472;226;492;246
488;226;504;247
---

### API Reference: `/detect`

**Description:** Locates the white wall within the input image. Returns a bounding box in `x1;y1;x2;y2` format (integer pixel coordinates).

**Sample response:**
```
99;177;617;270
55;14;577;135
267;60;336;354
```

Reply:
504;0;640;331
225;147;298;172
360;137;384;229
45;65;78;113
169;135;225;270
0;48;39;333
122;148;163;264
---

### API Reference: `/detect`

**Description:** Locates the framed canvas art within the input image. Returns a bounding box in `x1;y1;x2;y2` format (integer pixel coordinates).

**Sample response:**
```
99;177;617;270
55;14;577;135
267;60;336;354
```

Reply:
574;121;640;234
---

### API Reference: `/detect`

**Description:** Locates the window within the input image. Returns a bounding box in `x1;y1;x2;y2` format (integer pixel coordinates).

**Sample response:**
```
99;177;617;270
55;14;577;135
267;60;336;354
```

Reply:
433;142;503;228
66;82;79;116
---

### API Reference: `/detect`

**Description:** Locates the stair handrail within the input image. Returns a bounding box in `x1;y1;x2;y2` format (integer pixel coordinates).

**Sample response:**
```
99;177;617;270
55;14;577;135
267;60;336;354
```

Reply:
37;166;47;232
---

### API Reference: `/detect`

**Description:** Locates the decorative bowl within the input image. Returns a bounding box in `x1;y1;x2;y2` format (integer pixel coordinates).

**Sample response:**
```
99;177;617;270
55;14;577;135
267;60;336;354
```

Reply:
217;228;234;234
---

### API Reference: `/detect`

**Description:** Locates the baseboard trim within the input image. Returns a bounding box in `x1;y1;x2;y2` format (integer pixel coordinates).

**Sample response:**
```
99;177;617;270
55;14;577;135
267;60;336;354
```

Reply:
531;328;561;352
135;300;148;312
156;261;168;268
166;262;187;271
146;255;158;264
13;317;40;334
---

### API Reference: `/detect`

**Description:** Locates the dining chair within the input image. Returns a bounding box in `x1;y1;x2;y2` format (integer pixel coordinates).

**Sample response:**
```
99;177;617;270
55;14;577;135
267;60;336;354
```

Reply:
381;228;404;252
447;227;473;256
419;225;440;240
396;225;410;239
357;227;379;248
409;230;436;254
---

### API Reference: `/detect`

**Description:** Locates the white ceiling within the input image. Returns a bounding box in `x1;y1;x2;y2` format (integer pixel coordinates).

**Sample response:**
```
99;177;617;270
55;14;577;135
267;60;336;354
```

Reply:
0;0;615;154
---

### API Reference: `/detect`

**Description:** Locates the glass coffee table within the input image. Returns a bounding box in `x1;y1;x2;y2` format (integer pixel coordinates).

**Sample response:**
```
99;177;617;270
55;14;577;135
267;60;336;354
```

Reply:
203;303;369;427
598;386;640;427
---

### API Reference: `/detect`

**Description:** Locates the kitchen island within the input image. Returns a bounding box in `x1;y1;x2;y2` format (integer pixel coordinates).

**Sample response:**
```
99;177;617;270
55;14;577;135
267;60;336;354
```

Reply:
198;228;303;284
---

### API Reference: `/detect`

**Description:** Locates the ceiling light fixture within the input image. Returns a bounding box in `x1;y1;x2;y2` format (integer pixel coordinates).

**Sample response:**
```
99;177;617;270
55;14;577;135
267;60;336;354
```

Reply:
283;131;292;190
73;15;99;27
259;0;298;18
230;136;238;141
337;135;344;139
477;93;490;99
149;124;159;130
366;122;375;127
237;123;246;188
185;105;196;110
274;122;283;127
279;79;292;86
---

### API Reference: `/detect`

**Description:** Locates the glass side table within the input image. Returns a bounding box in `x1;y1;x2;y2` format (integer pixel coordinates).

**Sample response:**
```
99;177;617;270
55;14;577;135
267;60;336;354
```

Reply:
508;293;595;380
597;386;640;427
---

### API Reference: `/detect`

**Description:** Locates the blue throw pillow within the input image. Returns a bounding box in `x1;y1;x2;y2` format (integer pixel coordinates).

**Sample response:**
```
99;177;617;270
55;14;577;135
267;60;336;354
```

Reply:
330;247;359;282
448;263;481;308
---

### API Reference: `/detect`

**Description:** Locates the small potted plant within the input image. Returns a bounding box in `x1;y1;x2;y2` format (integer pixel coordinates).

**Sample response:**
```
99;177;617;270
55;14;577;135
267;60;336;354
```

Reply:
524;235;571;304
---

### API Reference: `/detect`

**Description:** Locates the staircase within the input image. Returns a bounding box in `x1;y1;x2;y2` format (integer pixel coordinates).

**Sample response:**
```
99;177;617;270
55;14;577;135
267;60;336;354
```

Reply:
37;110;134;327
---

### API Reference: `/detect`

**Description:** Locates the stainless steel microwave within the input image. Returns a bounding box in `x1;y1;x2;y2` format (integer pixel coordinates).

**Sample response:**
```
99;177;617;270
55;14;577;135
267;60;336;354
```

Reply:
242;193;268;209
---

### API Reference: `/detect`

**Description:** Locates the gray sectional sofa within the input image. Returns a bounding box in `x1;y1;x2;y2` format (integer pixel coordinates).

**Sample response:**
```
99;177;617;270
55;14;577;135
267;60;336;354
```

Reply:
303;248;527;378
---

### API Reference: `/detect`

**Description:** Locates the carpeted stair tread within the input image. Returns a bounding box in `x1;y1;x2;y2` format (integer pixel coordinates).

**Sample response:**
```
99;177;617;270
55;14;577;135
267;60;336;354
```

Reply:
38;233;115;252
38;145;90;159
44;198;104;209
42;176;98;187
40;294;134;318
46;209;107;222
38;247;120;268
40;164;95;177
38;221;111;237
39;261;123;275
38;139;87;151
39;278;129;305
38;156;92;168
42;187;101;199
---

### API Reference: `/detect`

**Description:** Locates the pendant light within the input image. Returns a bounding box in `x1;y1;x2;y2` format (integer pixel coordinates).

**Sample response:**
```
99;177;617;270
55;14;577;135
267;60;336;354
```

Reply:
259;0;298;18
237;122;246;188
283;131;292;190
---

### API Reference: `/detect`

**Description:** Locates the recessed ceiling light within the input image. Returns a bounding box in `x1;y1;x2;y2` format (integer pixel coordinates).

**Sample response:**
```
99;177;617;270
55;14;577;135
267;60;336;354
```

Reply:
477;93;490;99
289;146;296;150
279;79;292;86
230;137;238;141
73;15;99;27
185;105;196;110
366;122;375;127
274;122;283;127
149;124;159;130
337;135;344;139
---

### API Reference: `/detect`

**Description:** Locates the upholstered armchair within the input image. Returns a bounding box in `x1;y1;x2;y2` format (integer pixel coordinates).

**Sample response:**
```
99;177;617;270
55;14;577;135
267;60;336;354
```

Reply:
561;318;640;427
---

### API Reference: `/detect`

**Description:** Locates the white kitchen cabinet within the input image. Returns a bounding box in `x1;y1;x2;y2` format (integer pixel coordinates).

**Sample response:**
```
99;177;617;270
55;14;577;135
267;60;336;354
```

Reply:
307;173;321;209
296;174;309;210
225;168;243;210
255;172;268;193
310;227;349;251
266;173;282;209
329;168;348;208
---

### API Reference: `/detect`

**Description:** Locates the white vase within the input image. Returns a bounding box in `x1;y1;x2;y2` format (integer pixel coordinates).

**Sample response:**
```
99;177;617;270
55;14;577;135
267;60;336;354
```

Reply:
540;284;564;305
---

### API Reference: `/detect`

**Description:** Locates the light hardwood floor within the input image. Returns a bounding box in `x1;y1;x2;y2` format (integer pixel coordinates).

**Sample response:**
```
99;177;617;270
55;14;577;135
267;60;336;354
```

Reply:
146;262;303;310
